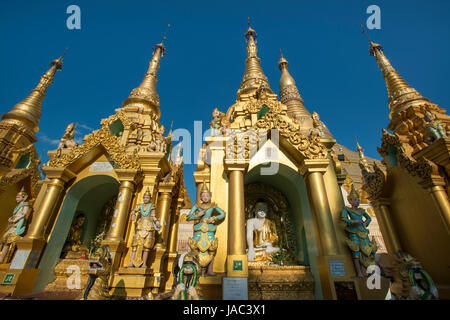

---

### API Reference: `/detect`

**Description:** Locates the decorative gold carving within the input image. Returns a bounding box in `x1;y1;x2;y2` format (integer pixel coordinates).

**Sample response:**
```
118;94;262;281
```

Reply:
254;110;328;160
48;112;140;170
377;129;443;188
0;144;41;196
360;162;387;201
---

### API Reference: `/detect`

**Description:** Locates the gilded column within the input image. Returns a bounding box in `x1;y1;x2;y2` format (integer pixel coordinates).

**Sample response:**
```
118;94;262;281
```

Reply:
167;198;182;253
26;168;75;241
164;197;183;291
103;169;139;268
372;199;402;254
300;160;340;256
151;182;175;291
224;163;248;277
105;181;135;241
155;182;175;248
428;184;450;232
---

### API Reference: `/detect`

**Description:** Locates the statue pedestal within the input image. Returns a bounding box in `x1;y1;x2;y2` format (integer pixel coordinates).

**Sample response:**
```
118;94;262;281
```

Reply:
45;251;90;296
199;275;223;300
248;264;315;300
110;267;156;297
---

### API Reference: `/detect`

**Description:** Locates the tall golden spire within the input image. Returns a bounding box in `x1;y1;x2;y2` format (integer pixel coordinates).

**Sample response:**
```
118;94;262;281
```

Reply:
1;52;65;134
363;26;430;119
123;26;170;116
278;50;313;127
237;19;273;98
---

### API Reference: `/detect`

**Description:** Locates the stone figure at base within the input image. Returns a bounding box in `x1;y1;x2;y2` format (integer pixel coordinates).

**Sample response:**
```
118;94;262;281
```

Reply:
341;185;377;278
376;251;439;300
246;201;280;263
81;245;113;300
171;249;203;300
0;187;31;264
127;188;162;268
187;182;226;276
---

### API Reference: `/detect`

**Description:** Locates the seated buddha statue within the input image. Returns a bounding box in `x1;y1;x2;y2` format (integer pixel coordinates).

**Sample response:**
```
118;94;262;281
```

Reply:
246;201;280;263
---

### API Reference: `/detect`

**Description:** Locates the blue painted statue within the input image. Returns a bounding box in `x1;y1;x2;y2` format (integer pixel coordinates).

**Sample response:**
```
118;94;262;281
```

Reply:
0;187;31;264
341;185;377;278
187;182;226;276
423;110;447;142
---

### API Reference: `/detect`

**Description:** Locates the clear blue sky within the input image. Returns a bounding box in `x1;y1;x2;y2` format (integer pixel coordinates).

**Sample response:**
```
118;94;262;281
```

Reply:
1;0;449;202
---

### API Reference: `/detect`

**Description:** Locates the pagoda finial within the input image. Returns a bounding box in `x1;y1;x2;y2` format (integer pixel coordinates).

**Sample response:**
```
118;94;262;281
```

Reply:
237;19;273;98
278;50;312;125
356;138;370;170
1;51;65;133
363;27;430;119
123;26;170;115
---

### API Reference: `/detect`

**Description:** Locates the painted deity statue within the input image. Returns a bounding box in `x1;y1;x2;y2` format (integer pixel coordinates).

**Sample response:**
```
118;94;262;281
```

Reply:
246;201;280;263
310;111;325;137
341;185;377;277
61;213;89;258
187;182;226;276
423;110;447;142
0;187;31;264
209;107;226;136
127;189;162;268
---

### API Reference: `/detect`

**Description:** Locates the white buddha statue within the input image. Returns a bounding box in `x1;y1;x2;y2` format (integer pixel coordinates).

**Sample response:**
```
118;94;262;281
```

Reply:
246;201;280;262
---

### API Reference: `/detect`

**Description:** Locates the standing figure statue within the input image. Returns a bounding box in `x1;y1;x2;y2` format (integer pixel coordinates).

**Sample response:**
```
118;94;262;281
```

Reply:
209;108;226;136
58;123;78;150
341;185;377;278
423;110;447;142
187;182;226;276
310;111;325;137
0;187;31;264
246;201;280;263
127;188;161;268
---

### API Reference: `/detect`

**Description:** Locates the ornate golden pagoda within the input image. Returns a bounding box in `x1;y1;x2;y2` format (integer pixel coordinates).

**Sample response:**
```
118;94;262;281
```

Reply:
0;55;64;255
190;23;388;300
0;36;190;298
361;37;450;299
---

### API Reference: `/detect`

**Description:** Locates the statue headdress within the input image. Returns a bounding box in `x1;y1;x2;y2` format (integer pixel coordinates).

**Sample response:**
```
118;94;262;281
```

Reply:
197;181;212;209
347;184;360;202
200;181;210;195
17;186;28;201
143;187;151;198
